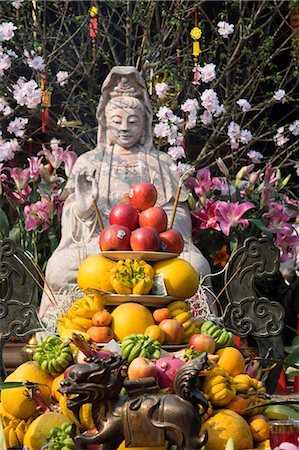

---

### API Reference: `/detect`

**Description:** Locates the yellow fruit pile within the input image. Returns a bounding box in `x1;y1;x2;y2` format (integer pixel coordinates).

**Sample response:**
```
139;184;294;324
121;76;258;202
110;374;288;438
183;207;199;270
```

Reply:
167;300;201;343
57;293;103;335
0;404;32;449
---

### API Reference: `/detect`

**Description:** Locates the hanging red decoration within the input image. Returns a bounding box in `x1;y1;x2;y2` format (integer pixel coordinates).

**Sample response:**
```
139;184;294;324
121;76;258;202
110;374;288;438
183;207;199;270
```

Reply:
41;77;51;133
89;5;98;61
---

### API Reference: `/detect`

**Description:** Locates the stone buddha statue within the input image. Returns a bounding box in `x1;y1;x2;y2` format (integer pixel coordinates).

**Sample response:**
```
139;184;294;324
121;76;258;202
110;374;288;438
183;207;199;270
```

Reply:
39;66;211;317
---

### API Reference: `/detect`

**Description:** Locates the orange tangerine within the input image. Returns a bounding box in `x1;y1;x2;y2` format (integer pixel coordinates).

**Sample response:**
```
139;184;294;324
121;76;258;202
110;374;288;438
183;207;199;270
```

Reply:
216;347;246;377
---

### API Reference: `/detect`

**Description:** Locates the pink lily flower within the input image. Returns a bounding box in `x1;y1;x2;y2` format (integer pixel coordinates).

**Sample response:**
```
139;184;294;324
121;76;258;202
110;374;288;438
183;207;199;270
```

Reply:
214;201;255;236
63;150;77;177
8;185;32;205
191;199;221;230
185;167;212;197
28;156;42;182
8;167;30;192
24;201;50;233
275;231;299;262
262;203;292;234
211;177;230;196
0;163;7;196
38;144;64;170
261;165;279;209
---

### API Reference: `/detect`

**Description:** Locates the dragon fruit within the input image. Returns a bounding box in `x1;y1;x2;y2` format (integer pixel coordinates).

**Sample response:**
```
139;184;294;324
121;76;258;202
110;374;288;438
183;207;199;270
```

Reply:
154;355;185;392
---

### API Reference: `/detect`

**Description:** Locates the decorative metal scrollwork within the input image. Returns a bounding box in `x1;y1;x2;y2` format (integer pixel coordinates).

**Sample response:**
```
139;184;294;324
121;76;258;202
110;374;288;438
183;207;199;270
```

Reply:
222;237;285;393
0;239;44;380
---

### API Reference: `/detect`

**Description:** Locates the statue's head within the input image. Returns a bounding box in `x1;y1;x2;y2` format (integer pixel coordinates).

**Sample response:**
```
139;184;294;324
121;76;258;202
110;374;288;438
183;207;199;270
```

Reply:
96;67;153;149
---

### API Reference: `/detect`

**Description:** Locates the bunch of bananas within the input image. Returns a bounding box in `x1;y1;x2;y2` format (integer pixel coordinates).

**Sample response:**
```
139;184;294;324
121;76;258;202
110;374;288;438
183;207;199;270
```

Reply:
57;294;103;335
121;334;161;362
33;335;73;377
110;259;155;295
201;321;234;350
167;300;201;343
45;421;75;449
0;403;32;448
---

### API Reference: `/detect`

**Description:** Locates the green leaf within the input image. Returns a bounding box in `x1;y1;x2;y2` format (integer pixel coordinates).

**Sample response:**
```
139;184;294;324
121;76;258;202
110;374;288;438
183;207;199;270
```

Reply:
248;219;273;240
0;381;23;390
0;209;9;238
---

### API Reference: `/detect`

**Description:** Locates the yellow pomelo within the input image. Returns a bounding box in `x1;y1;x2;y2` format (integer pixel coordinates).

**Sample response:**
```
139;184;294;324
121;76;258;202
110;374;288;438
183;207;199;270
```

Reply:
200;409;253;450
1;361;53;419
111;303;154;340
118;440;168;450
152;258;199;299
77;254;116;293
23;412;69;450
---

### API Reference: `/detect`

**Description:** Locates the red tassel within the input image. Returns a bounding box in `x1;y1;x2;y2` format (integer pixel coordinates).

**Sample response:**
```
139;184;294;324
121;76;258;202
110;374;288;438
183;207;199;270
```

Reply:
89;17;98;38
42;108;49;133
233;335;241;347
276;368;288;394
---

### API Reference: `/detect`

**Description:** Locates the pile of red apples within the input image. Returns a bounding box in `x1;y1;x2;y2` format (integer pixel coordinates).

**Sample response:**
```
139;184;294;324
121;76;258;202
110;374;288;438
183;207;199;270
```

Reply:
99;182;184;254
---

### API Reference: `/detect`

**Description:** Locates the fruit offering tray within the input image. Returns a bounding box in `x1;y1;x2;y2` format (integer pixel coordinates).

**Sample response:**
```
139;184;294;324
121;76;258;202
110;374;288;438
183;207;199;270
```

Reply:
100;250;179;261
101;293;182;306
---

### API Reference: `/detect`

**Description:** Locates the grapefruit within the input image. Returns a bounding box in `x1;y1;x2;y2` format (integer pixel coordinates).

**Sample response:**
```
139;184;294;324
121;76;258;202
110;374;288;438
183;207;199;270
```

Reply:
77;255;116;293
23;412;69;450
111;303;154;340
200;409;253;450
1;361;53;419
152;258;199;299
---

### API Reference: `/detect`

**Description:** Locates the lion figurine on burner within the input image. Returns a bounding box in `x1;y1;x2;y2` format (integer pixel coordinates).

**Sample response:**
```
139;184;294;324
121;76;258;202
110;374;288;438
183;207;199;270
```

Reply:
59;353;209;450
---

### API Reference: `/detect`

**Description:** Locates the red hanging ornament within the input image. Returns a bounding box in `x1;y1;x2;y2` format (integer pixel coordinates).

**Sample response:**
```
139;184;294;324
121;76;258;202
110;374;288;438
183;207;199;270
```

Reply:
41;77;51;133
89;6;98;61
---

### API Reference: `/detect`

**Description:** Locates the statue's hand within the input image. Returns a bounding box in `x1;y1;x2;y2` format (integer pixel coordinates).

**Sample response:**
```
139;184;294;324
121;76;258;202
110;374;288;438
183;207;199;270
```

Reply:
75;169;98;219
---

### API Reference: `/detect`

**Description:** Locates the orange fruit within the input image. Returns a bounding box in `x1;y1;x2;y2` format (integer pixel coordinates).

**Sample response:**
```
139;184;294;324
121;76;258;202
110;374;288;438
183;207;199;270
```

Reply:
92;309;112;327
111;303;154;340
87;325;114;343
153;308;172;323
77;255;116;293
226;395;250;416
216;347;246;377
200;409;253;450
144;324;165;344
249;417;270;442
51;373;65;402
152;258;199;299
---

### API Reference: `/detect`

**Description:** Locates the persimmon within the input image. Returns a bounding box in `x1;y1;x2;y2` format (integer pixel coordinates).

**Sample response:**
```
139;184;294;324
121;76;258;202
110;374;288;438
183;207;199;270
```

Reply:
144;325;165;344
216;346;246;377
92;309;112;327
226;395;250;416
153;308;172;323
87;326;114;343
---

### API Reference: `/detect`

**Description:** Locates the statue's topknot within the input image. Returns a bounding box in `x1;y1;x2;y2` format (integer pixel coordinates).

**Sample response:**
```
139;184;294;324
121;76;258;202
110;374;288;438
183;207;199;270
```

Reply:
110;77;140;99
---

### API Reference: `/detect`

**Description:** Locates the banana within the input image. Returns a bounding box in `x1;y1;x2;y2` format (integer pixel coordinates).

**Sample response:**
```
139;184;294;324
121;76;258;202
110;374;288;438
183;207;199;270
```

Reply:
167;300;189;312
175;312;191;323
122;342;135;358
182;319;194;330
15;420;25;444
9;426;20;448
127;343;143;363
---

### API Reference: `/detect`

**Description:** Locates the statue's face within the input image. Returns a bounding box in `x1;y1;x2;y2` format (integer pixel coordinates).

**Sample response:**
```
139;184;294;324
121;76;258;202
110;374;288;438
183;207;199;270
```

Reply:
106;107;144;148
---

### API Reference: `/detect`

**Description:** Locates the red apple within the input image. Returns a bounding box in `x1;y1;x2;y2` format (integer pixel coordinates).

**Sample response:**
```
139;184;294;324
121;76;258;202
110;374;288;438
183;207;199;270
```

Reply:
130;227;160;251
128;357;158;380
159;319;184;344
99;224;131;251
109;203;139;231
159;229;184;254
139;206;168;233
188;334;216;353
129;183;157;211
